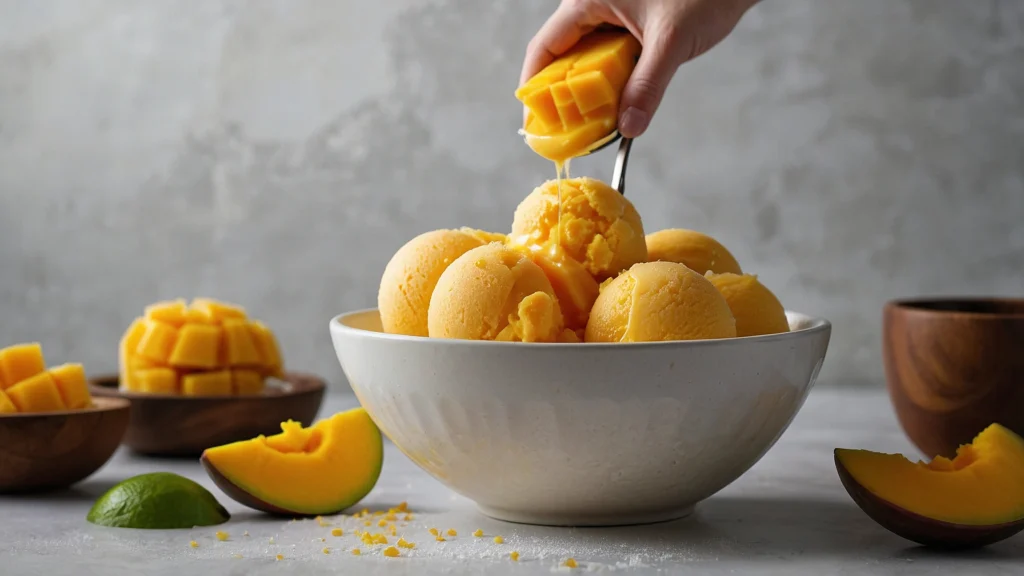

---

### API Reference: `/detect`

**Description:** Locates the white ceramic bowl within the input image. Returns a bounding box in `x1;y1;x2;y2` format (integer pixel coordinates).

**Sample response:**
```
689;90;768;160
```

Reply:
330;309;830;527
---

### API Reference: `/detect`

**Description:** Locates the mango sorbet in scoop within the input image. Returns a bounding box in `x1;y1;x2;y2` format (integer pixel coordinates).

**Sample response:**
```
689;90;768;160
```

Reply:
428;243;578;343
646;228;742;275
705;273;789;337
512;177;647;279
585;261;736;343
378;228;506;337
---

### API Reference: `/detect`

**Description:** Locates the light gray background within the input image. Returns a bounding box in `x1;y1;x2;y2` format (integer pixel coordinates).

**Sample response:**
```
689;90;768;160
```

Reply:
1;0;1021;391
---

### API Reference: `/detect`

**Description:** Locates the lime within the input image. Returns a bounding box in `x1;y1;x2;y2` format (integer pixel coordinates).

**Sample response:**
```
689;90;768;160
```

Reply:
87;472;230;529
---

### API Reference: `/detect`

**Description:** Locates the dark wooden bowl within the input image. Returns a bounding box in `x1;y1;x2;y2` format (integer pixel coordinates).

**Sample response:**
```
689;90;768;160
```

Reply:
883;298;1024;459
0;396;131;493
89;372;326;457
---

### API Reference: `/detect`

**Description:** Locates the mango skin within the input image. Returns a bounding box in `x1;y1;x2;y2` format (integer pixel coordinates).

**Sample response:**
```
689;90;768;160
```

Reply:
200;408;383;516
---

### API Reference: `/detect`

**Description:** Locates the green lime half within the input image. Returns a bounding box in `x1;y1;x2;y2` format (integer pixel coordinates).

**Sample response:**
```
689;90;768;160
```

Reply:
87;472;230;529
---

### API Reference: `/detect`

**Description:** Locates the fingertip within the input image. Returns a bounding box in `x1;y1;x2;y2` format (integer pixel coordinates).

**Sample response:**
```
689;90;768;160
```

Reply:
618;106;650;139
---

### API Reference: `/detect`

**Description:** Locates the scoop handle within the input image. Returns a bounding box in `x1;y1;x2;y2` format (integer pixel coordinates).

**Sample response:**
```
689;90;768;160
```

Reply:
611;137;632;195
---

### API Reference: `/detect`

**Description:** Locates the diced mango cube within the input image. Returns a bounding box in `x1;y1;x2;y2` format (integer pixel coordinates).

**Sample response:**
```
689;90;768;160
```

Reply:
520;86;560;132
0;342;47;390
182;370;232;396
135;368;179;394
144;299;189;328
119;318;148;390
249;321;283;376
135;320;179;363
0;389;17;413
515;30;641;162
232;370;264;395
190;298;247;323
168;324;222;369
49;363;92;409
566;70;616;115
6;371;66;413
223;319;262;367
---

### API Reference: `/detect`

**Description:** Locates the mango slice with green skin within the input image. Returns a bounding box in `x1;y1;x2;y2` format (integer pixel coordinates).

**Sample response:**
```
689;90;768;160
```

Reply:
515;30;641;162
201;407;383;516
835;423;1024;549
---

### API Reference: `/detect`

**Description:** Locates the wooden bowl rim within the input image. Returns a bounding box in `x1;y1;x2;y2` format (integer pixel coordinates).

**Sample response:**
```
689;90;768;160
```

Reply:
886;297;1024;319
88;371;326;401
0;395;130;419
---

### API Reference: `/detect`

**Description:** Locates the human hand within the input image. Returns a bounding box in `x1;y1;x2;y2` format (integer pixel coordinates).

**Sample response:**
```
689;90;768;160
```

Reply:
520;0;760;138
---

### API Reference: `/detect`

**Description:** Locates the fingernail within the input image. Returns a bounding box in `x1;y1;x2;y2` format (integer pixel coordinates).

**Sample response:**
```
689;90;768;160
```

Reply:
619;107;649;138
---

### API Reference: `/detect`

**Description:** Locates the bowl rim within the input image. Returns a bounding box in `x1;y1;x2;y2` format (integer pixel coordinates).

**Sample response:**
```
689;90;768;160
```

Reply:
886;297;1024;319
0;395;130;418
330;307;831;349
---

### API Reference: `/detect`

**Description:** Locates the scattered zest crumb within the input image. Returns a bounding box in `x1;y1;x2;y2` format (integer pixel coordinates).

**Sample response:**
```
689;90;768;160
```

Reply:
493;536;504;544
435;535;447;542
397;538;416;549
215;531;229;541
428;528;439;536
510;551;520;562
232;554;243;559
473;529;484;537
383;546;400;557
243;531;250;537
320;537;326;542
269;537;276;545
322;547;330;555
276;554;284;561
352;548;362;556
447;528;457;537
397;502;408;512
331;528;344;537
564;558;578;568
378;519;388;527
363;520;372;526
403;514;414;521
389;524;397;536
189;540;198;548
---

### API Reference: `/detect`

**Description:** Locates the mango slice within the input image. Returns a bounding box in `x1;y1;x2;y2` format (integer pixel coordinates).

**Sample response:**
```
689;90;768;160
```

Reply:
49;363;92;409
836;423;1024;548
118;298;284;395
7;371;67;413
515;31;641;162
200;408;383;516
0;342;46;391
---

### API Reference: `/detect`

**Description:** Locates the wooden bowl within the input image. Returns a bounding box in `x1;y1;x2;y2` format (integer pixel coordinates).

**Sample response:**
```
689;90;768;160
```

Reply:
89;372;326;457
0;397;131;493
883;298;1024;459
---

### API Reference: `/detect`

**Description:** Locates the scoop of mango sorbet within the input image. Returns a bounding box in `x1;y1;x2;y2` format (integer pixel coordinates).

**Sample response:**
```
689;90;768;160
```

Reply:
378;228;506;337
705;273;789;337
646;228;742;275
511;177;647;280
428;243;578;343
585;261;737;343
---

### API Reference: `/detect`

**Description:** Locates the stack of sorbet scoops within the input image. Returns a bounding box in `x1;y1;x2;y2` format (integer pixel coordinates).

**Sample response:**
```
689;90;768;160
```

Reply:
378;177;789;343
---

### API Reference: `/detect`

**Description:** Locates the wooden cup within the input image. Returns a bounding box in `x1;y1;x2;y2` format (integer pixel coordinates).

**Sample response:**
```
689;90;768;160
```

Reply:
883;298;1024;459
89;372;326;457
0;397;130;493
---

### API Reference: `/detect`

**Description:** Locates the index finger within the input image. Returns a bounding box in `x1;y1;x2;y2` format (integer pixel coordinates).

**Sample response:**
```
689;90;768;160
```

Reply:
519;3;596;87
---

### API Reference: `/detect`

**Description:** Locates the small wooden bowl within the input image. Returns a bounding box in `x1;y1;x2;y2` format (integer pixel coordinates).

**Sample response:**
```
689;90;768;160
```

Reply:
0;397;131;493
89;372;326;457
883;298;1024;459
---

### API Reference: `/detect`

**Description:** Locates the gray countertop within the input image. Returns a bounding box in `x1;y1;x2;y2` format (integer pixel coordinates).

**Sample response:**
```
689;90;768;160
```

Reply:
2;388;1021;575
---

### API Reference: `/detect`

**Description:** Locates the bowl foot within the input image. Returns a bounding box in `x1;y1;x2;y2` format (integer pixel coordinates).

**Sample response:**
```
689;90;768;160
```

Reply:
476;503;695;527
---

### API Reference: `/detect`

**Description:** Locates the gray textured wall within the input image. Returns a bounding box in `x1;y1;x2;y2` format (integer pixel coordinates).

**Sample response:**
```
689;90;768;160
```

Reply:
1;0;1022;391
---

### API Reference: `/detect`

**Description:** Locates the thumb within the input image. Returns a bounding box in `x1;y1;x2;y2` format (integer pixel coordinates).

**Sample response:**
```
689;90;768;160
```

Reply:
618;26;680;139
